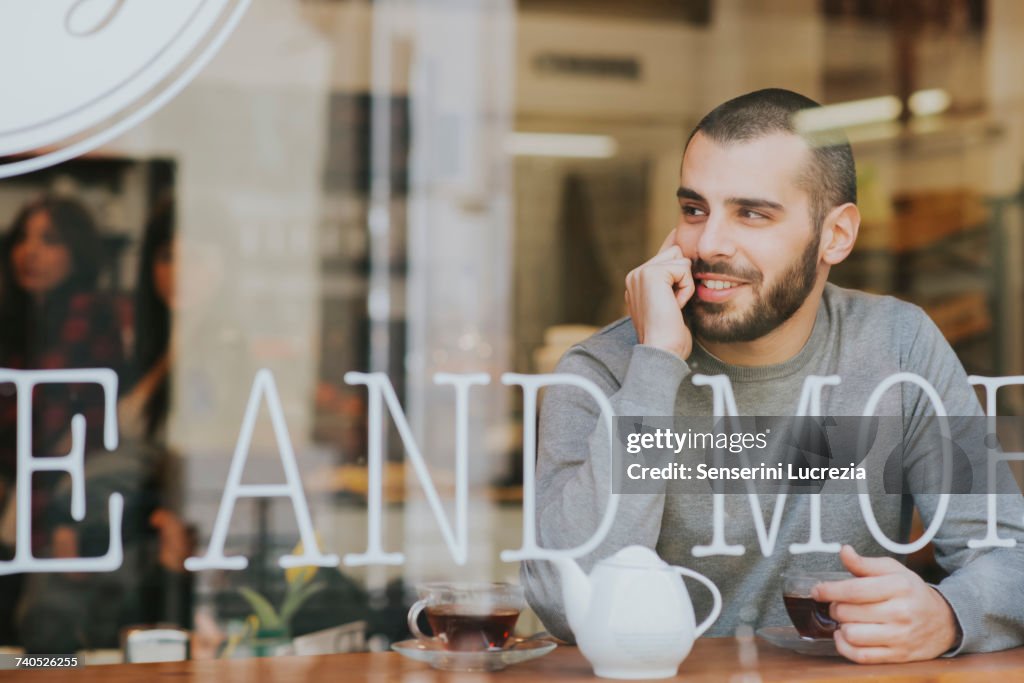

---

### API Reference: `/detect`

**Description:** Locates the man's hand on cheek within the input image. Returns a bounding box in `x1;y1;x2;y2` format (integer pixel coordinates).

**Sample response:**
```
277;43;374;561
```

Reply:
625;231;695;360
814;544;960;664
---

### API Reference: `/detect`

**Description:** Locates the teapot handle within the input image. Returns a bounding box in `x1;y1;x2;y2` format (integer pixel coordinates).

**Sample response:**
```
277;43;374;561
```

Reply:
673;567;722;638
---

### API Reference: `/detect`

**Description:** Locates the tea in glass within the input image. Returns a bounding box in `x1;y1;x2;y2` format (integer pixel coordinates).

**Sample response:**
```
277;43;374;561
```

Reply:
425;604;520;650
781;571;850;640
408;582;524;651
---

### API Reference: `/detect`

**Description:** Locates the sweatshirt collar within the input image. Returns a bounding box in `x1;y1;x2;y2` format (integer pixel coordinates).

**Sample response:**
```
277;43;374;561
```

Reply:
687;292;830;383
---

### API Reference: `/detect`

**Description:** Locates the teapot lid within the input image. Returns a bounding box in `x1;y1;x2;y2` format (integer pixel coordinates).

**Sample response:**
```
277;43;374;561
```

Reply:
602;545;669;569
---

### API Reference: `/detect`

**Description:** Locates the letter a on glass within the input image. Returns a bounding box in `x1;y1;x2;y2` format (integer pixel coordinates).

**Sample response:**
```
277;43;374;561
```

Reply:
185;369;338;571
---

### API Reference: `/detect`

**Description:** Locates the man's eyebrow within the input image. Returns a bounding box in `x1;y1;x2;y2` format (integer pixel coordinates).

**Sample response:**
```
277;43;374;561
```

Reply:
726;196;785;212
676;187;784;213
676;187;705;202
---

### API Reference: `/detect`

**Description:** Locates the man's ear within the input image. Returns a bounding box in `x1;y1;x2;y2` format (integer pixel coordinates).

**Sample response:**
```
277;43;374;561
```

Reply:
820;203;860;265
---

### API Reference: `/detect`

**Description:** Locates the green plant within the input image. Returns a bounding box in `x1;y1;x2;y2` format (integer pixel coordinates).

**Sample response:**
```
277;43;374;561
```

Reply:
221;542;326;657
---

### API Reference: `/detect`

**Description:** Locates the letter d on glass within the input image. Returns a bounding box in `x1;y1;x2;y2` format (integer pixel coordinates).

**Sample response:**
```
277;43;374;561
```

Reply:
500;373;619;562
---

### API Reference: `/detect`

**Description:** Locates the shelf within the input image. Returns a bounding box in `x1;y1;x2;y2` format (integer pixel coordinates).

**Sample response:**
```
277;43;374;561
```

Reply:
921;291;992;346
306;462;524;505
856;189;990;254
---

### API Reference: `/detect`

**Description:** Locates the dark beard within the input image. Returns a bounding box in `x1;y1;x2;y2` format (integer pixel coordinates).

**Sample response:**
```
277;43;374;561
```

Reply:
684;235;820;343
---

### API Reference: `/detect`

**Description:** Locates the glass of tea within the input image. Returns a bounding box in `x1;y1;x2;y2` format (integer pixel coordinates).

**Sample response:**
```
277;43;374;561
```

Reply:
782;571;851;640
407;582;524;651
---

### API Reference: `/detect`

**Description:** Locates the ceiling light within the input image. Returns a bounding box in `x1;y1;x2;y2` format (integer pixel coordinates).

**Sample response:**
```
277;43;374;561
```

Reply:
506;132;617;159
908;88;951;117
794;96;903;133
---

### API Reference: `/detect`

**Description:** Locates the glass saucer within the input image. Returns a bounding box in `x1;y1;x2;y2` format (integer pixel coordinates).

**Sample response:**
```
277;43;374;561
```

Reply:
391;637;557;672
756;626;840;657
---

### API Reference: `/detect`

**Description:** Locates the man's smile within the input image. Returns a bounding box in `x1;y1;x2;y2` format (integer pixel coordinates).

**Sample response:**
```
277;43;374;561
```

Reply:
694;273;750;303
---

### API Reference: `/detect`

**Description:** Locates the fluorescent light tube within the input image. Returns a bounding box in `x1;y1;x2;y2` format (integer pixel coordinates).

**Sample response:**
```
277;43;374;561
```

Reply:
507;132;618;158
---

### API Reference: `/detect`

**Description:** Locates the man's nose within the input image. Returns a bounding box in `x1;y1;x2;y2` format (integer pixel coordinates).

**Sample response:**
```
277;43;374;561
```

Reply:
695;214;737;261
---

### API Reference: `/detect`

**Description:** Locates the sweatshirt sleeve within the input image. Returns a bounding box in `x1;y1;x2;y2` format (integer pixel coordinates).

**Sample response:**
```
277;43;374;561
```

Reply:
520;342;689;642
900;309;1024;654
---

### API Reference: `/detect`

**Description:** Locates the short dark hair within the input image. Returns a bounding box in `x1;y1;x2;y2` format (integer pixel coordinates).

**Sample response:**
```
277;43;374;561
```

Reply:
687;88;857;231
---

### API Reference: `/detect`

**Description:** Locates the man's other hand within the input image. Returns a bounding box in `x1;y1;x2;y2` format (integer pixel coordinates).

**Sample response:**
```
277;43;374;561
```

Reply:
625;231;695;360
814;544;960;663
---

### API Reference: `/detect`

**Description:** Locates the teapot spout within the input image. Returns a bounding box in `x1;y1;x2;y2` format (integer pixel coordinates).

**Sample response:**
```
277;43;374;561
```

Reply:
550;556;591;635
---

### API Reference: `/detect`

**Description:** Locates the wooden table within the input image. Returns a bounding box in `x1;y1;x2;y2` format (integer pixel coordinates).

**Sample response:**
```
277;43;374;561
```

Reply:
6;638;1024;682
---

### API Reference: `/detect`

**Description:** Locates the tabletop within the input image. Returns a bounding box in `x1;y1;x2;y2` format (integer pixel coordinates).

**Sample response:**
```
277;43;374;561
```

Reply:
5;638;1024;682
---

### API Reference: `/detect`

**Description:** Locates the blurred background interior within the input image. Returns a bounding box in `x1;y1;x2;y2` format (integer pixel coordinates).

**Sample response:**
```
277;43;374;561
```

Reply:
1;0;1024;661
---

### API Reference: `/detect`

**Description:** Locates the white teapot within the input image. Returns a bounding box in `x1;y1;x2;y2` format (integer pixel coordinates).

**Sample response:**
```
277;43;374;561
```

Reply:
551;545;722;679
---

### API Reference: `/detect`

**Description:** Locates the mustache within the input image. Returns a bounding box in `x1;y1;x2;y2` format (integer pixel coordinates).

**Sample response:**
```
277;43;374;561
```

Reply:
691;258;762;284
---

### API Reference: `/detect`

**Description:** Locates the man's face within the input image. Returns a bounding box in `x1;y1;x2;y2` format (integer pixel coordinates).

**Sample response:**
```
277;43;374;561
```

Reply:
674;131;823;343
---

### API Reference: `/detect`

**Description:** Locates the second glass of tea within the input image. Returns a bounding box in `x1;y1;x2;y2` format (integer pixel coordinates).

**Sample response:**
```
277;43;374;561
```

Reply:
407;582;524;651
781;571;851;640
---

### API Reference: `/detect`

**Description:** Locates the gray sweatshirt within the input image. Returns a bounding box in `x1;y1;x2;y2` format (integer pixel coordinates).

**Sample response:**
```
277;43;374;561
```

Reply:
521;283;1024;653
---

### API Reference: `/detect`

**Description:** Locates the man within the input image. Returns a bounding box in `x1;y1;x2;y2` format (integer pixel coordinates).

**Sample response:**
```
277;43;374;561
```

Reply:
521;88;1024;663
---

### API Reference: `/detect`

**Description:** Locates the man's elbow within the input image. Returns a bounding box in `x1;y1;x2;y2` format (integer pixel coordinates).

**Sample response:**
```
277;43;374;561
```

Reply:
519;559;576;644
